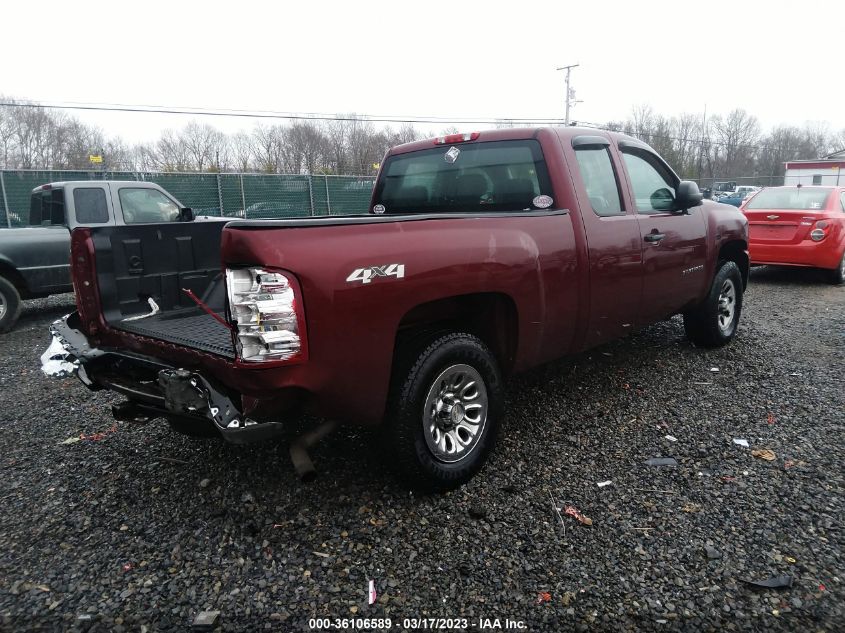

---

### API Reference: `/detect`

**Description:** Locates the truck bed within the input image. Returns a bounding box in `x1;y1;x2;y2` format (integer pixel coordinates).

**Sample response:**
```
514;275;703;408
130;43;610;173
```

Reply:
88;221;234;358
117;309;234;358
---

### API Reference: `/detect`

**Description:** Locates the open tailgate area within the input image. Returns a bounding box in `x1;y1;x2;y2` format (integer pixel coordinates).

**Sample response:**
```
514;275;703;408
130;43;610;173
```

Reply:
89;221;235;358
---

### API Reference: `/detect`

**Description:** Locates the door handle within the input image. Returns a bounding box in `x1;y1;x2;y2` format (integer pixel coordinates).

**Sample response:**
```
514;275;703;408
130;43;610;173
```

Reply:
644;232;665;243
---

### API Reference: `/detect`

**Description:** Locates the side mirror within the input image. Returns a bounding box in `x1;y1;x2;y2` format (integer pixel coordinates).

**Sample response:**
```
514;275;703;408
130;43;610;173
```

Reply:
178;207;195;222
675;181;704;212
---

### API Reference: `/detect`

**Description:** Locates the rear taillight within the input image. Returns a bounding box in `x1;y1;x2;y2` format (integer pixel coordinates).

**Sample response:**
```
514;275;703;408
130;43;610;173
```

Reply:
225;267;306;364
810;221;829;242
434;132;480;144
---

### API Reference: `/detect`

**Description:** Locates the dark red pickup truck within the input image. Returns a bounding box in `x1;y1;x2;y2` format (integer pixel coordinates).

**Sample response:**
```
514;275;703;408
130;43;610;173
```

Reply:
44;127;748;489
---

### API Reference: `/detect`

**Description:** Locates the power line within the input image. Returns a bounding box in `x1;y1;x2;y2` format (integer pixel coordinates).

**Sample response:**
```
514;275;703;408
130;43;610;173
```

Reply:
29;99;576;124
0;100;572;126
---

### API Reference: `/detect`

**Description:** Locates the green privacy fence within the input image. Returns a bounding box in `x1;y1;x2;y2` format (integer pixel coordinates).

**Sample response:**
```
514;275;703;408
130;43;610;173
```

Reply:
0;170;376;227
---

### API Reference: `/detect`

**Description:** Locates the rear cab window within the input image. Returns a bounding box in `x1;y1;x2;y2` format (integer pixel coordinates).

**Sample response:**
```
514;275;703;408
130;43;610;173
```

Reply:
373;140;553;214
119;187;181;223
29;188;65;226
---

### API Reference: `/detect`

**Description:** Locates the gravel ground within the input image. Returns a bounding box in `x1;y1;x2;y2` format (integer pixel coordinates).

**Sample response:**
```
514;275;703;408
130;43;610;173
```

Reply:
1;267;843;632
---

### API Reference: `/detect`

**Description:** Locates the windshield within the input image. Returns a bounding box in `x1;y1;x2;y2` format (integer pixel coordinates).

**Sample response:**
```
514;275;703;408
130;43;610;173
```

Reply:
373;139;553;214
745;187;831;211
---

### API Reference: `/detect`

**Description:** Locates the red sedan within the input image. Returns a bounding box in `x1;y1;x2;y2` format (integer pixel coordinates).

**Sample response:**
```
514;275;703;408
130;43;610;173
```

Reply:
742;186;845;284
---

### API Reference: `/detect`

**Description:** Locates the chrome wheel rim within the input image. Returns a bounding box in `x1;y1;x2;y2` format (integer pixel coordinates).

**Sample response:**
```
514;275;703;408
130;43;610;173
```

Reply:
0;291;6;320
717;279;736;332
423;364;488;463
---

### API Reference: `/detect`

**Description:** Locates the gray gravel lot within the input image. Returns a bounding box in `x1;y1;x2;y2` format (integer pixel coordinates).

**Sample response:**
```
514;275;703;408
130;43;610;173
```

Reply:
1;267;843;632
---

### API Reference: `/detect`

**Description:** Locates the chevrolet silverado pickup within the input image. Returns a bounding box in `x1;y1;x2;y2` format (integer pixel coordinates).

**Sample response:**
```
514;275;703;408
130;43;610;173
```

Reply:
44;128;749;489
0;181;200;332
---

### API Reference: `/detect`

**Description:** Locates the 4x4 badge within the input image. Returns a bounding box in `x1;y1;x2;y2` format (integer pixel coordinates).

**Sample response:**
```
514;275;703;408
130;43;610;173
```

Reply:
346;264;405;284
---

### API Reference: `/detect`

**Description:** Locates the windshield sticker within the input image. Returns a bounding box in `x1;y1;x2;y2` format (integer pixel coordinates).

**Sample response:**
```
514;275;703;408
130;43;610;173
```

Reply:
810;202;822;209
444;147;461;163
372;204;386;215
533;195;553;209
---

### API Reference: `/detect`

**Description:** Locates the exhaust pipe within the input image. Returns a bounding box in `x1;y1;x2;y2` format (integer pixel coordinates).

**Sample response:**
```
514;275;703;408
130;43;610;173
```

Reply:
289;421;337;482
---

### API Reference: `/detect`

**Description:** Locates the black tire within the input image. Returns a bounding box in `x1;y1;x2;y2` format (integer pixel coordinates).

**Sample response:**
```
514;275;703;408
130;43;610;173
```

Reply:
683;260;744;348
167;416;221;438
826;250;845;285
0;276;22;334
384;332;503;491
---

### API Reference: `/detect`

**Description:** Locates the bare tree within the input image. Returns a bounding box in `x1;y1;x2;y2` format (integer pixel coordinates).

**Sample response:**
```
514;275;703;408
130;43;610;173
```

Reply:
711;109;760;175
151;130;190;171
250;124;284;173
283;120;328;174
324;118;350;174
180;122;227;171
831;129;845;156
230;131;254;172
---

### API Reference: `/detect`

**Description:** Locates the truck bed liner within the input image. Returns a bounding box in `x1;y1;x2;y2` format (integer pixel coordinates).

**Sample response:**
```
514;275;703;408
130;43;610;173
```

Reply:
116;311;234;358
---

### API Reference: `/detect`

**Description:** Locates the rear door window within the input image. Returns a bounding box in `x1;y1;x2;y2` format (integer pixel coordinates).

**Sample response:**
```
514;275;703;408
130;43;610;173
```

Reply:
374;140;553;213
573;148;623;216
73;188;109;224
119;188;180;223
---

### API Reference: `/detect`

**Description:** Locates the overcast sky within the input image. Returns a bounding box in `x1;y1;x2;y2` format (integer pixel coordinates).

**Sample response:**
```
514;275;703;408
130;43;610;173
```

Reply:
3;0;844;144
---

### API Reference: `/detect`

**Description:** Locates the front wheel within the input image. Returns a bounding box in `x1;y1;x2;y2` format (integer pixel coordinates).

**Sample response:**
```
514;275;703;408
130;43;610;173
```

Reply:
0;276;22;333
826;250;845;285
383;332;502;491
683;260;744;348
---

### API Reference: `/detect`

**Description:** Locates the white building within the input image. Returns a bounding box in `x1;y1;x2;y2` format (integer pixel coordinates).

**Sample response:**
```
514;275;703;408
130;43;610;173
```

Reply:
784;150;845;186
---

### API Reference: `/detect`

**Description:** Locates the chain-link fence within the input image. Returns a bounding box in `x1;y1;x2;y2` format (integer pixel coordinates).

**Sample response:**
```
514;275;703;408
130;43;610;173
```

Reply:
0;170;376;227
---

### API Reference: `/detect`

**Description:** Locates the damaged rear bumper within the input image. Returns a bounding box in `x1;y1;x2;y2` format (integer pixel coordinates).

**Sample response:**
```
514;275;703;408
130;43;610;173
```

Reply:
42;313;285;444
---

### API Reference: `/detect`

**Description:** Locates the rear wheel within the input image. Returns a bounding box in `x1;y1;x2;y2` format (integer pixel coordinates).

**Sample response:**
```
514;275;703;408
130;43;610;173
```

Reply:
384;332;502;491
826;250;845;285
0;276;22;333
683;261;744;347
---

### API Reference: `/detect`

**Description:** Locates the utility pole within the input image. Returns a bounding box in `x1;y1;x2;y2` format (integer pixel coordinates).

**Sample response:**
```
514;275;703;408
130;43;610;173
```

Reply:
697;105;707;184
556;64;580;125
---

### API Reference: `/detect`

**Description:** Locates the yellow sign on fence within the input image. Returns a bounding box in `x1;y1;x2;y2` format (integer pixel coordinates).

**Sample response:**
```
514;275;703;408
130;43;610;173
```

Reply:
89;155;103;164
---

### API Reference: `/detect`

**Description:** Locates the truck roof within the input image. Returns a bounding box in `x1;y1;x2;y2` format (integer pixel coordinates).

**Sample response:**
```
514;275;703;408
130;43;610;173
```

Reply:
388;126;639;156
31;181;165;194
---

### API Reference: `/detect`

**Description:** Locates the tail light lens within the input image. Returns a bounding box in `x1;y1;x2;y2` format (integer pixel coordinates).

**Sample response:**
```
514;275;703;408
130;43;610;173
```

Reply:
810;221;829;242
225;268;306;364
